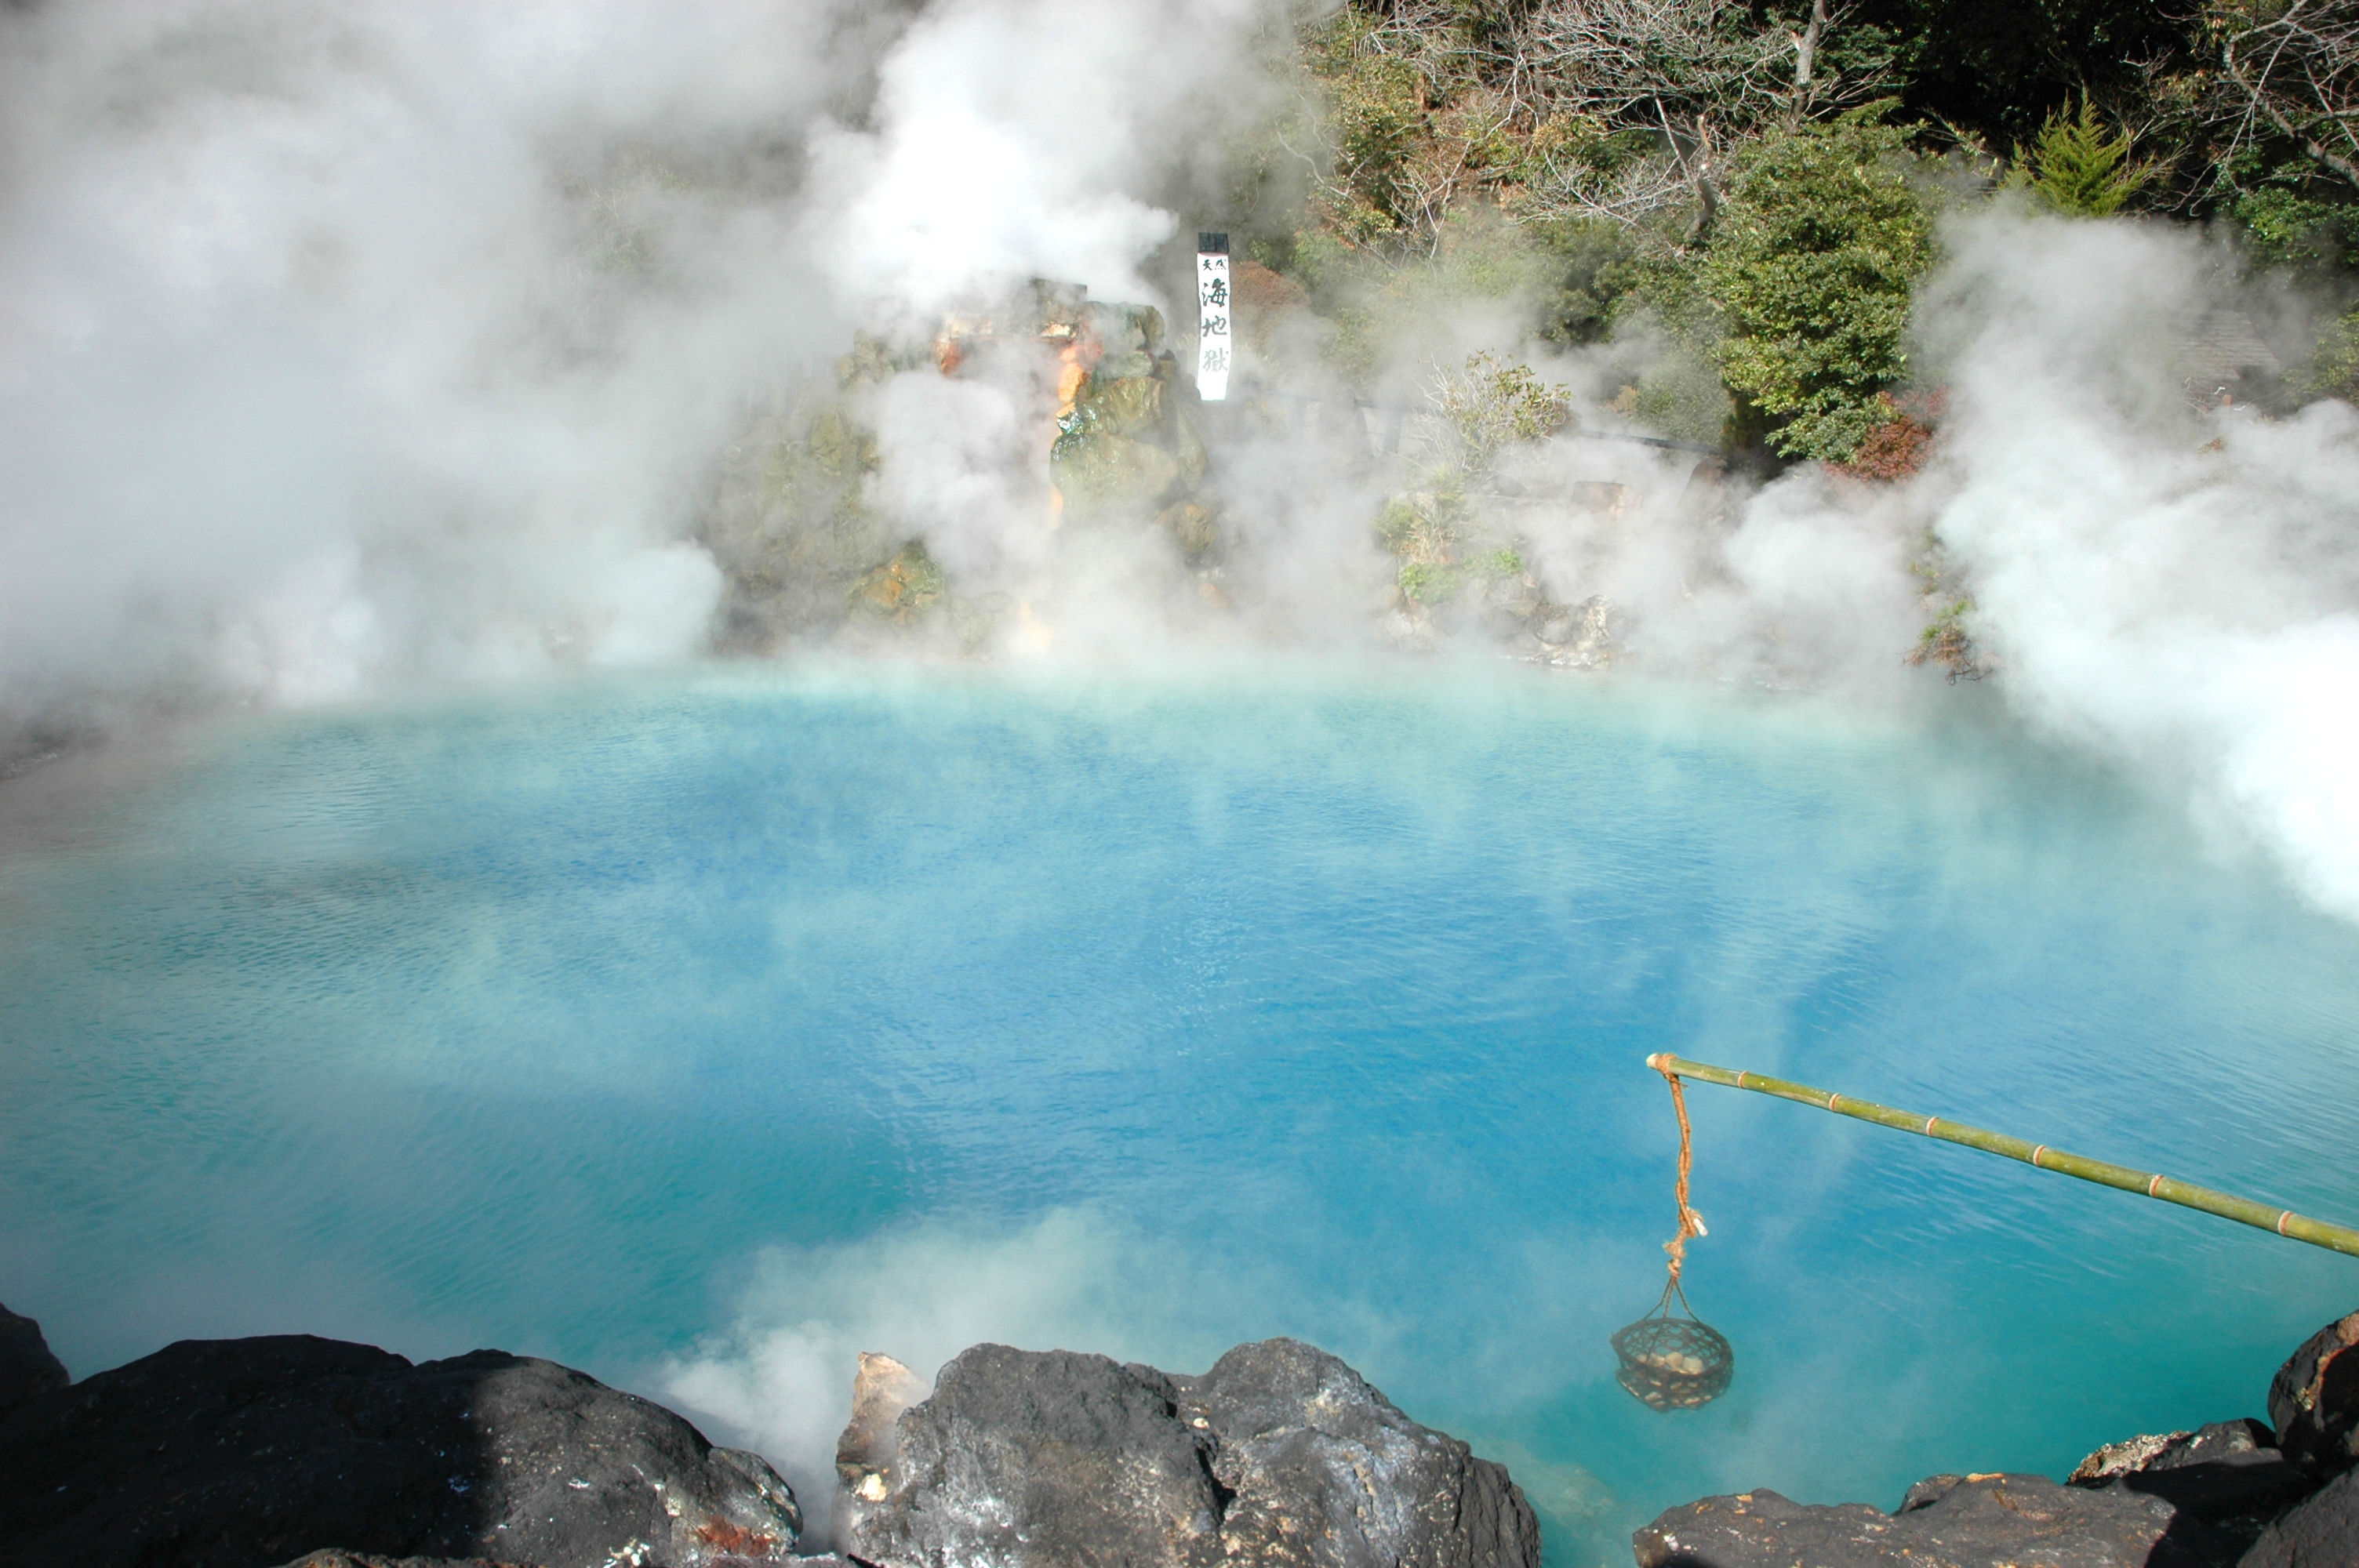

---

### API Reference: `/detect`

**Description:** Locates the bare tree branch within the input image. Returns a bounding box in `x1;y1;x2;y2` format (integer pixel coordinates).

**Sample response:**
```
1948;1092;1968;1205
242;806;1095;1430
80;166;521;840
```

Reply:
2218;0;2359;189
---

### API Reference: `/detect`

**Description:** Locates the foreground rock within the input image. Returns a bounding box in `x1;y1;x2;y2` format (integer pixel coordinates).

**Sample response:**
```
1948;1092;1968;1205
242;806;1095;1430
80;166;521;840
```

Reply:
0;1317;802;1568
274;1555;543;1568
0;1302;68;1421
2240;1465;2359;1568
1634;1473;2237;1568
1635;1307;2359;1568
837;1337;1539;1568
2269;1308;2359;1478
2070;1420;2315;1543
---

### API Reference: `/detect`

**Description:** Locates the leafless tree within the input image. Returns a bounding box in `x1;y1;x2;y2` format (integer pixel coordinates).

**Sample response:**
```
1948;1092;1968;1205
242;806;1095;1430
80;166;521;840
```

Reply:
2218;0;2359;188
1296;0;1887;253
1502;0;1881;238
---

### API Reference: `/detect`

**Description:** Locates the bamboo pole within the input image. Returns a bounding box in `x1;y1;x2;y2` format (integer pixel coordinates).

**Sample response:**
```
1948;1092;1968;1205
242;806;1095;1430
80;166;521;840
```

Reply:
1645;1053;2359;1261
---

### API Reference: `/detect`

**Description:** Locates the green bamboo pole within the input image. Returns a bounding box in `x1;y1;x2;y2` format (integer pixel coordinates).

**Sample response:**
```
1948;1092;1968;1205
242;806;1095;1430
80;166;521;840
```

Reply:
1645;1053;2359;1260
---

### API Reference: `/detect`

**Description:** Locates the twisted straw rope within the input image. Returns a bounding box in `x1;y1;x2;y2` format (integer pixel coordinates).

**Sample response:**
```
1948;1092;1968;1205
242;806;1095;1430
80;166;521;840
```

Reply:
1656;1062;1707;1289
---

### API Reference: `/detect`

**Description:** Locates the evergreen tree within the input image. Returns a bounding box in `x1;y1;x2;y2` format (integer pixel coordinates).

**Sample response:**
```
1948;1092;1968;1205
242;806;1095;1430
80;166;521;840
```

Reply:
2019;98;2151;216
1702;114;1937;461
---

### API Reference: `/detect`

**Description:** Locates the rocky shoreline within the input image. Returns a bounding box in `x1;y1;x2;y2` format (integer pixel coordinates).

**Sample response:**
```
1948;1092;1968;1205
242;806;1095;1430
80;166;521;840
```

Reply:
1633;1308;2357;1568
3;1300;2353;1567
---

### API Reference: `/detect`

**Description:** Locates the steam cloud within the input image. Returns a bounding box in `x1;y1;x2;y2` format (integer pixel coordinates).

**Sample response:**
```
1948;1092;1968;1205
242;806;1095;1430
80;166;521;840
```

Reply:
2;10;2356;907
0;0;1259;723
654;1210;1246;1530
1902;215;2359;921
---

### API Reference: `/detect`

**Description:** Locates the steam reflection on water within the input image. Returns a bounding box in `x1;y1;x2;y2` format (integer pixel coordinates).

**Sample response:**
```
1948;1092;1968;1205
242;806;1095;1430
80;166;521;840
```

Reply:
2;663;2354;1565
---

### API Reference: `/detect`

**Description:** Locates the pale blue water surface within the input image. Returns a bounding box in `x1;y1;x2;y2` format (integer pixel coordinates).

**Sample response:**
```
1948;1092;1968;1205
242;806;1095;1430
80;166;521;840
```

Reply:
3;663;2356;1564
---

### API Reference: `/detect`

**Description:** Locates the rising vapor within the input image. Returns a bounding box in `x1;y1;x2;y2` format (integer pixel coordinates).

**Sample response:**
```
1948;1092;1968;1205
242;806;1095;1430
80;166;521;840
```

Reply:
4;2;2358;928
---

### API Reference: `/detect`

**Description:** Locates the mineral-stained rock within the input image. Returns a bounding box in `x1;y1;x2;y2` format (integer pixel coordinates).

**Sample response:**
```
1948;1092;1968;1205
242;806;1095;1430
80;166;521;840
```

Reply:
1537;596;1623;670
2238;1465;2359;1568
2270;1308;2359;1476
1053;427;1183;515
0;1301;68;1421
1632;1473;2239;1568
1155;499;1220;564
2068;1420;2311;1548
837;1337;1539;1568
852;542;948;622
835;1351;925;1502
0;1334;801;1568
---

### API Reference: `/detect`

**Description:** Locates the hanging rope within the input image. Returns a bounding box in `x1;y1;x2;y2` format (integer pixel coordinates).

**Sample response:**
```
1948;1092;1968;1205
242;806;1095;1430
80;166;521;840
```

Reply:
1613;1059;1735;1410
1654;1058;1708;1292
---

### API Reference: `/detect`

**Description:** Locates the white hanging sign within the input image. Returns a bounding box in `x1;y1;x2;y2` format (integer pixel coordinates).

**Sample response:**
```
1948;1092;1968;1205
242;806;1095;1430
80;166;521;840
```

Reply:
1196;230;1230;402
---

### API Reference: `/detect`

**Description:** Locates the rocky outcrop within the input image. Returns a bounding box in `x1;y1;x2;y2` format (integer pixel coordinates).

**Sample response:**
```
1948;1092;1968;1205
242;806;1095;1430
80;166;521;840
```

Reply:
834;1351;926;1504
1635;1308;2359;1568
0;1302;68;1421
1634;1473;2234;1568
2070;1420;2314;1541
272;1553;856;1568
274;1555;544;1568
2240;1465;2359;1568
835;1337;1539;1568
2270;1309;2359;1478
0;1325;803;1568
700;281;1221;656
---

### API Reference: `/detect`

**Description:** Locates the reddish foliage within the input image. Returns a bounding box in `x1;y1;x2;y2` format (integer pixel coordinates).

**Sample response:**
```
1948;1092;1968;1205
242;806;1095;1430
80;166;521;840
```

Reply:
1837;390;1945;482
1905;623;1983;681
1231;259;1309;316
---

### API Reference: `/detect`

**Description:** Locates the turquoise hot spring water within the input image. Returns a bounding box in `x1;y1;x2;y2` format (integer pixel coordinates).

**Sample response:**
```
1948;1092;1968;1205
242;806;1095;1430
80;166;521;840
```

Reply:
2;662;2356;1564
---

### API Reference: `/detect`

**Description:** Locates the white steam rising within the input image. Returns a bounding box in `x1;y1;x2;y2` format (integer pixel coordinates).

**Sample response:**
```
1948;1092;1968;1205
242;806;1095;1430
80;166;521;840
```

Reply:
0;0;859;713
3;8;2357;917
656;1209;1244;1530
0;0;1266;720
1911;215;2359;921
809;0;1266;322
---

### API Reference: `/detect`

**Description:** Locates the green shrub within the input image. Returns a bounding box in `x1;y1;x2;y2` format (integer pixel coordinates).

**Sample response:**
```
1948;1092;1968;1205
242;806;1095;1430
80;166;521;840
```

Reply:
2306;306;2359;403
2232;182;2359;271
1430;350;1573;472
1299;10;1429;246
1702;111;1936;461
1398;561;1465;603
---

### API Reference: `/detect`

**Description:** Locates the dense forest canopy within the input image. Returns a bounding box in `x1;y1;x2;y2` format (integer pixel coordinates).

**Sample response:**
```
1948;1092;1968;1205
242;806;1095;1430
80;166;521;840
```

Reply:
1232;0;2359;460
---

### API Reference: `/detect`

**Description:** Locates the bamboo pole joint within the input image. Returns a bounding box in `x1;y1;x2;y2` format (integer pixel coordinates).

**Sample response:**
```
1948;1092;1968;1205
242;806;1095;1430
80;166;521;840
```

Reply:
1642;1052;2359;1261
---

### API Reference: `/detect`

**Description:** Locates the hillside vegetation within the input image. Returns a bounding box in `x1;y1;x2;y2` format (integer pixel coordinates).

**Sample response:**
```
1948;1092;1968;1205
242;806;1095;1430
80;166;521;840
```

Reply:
1234;0;2359;461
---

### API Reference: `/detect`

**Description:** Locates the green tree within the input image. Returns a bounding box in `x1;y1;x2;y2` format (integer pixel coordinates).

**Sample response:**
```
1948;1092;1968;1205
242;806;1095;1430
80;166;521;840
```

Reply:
1701;112;1937;460
2305;303;2359;401
2016;98;2152;214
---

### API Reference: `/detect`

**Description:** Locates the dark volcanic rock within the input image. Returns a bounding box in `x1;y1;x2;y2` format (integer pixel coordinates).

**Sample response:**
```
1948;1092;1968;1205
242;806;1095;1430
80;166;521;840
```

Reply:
2270;1308;2359;1477
0;1334;801;1568
0;1301;69;1421
1188;1338;1539;1568
274;1555;543;1568
2068;1420;2312;1550
1632;1473;2241;1568
841;1345;1223;1568
2072;1419;2277;1482
837;1337;1539;1568
2239;1465;2359;1568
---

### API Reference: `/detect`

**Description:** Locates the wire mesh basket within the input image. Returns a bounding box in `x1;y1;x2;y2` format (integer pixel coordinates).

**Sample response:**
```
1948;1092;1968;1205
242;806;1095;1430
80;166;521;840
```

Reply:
1612;1290;1734;1411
